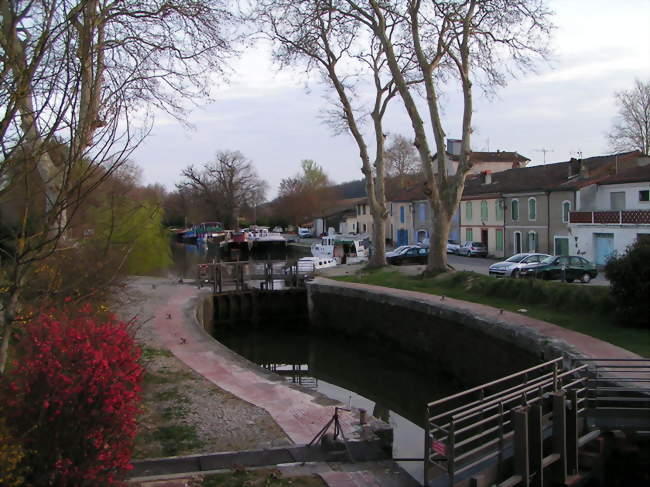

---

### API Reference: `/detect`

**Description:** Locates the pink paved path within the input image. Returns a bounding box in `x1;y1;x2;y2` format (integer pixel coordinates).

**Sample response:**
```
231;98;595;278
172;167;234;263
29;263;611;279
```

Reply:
152;284;358;446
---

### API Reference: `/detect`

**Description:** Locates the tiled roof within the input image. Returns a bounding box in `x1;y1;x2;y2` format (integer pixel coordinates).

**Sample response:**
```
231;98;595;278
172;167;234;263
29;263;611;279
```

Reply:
595;163;650;186
447;151;531;164
463;151;643;197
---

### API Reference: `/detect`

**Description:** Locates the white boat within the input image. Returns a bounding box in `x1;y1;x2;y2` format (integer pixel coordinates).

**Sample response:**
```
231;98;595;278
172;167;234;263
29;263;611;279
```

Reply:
296;256;337;272
247;226;287;253
311;233;369;265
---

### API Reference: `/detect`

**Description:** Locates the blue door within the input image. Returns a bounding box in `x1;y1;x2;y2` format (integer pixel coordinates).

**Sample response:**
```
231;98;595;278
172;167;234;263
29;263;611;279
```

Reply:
397;229;408;246
594;233;614;266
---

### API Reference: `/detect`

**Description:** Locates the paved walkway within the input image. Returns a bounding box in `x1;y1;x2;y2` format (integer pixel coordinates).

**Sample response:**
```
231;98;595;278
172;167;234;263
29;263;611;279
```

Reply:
152;284;365;446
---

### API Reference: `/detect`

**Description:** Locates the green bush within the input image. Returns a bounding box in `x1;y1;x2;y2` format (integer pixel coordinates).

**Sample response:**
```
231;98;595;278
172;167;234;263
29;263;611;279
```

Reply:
604;240;650;329
437;271;613;316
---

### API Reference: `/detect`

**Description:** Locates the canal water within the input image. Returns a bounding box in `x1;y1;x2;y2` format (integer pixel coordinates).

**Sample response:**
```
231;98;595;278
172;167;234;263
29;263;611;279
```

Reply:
166;242;463;483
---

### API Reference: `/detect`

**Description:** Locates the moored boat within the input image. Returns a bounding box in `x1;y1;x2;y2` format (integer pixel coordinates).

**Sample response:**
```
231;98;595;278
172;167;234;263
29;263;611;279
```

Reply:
311;233;369;264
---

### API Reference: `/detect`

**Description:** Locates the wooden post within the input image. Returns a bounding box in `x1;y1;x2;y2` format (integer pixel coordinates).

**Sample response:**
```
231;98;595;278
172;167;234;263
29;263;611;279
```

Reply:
528;404;543;487
567;389;579;475
552;392;567;483
513;407;530;487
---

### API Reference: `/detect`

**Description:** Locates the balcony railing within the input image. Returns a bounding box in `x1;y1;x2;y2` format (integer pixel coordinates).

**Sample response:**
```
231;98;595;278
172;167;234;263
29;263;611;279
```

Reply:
569;209;650;225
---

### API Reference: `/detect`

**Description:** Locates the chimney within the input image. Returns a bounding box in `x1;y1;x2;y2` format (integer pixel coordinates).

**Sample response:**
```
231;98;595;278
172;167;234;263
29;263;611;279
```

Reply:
481;170;492;184
447;138;462;156
569;158;581;178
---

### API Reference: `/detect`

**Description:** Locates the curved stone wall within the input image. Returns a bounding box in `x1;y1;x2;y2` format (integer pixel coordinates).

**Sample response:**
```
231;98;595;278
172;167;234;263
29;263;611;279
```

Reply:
307;278;580;386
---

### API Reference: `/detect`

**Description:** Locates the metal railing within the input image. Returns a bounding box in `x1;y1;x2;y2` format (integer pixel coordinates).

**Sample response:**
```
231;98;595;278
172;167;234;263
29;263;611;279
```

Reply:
425;357;589;486
578;358;650;431
425;357;650;486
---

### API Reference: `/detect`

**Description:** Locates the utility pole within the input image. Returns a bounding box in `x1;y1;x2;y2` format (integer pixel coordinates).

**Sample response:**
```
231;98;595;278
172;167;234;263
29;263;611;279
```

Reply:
533;148;554;164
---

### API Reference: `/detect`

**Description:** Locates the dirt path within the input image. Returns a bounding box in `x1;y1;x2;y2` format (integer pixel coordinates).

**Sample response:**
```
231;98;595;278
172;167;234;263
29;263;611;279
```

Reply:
117;276;291;459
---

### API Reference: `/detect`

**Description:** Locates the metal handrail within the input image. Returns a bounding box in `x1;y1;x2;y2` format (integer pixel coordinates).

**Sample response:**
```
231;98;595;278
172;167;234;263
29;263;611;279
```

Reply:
427;357;563;409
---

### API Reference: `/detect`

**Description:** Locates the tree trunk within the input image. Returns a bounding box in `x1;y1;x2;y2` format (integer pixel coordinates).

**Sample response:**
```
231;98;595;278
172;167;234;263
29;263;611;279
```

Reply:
425;202;451;274
368;212;386;268
0;288;20;373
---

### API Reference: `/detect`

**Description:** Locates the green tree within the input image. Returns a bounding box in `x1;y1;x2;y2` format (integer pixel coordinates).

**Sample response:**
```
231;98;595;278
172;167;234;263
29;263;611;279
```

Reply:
88;198;171;275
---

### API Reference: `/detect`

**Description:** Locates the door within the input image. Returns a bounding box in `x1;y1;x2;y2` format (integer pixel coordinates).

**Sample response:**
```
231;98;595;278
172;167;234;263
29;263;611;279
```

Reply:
397;229;408;247
514;232;522;254
610;192;626;210
554;237;569;256
594;233;615;266
481;229;488;246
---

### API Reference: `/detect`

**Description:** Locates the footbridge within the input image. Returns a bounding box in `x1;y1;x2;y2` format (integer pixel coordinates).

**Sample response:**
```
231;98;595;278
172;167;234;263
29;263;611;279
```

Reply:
425;357;650;487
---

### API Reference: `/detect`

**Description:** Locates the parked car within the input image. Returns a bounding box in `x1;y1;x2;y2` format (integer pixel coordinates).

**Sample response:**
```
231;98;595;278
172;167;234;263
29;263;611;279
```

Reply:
387;246;429;265
488;253;551;278
458;241;488;257
298;228;312;238
518;255;598;283
386;245;417;258
447;240;461;254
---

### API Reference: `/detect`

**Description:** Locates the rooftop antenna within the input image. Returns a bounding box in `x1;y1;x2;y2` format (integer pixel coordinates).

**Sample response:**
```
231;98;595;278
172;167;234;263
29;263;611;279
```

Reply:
533;148;554;164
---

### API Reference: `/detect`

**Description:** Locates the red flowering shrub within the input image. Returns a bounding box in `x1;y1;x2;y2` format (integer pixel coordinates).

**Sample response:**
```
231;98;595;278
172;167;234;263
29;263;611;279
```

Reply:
1;305;143;486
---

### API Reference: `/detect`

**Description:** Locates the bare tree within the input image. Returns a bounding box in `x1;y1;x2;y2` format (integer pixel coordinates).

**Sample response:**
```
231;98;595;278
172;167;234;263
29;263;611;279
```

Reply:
385;134;419;183
0;0;233;372
256;0;411;267
607;79;650;155
343;0;553;273
178;150;268;229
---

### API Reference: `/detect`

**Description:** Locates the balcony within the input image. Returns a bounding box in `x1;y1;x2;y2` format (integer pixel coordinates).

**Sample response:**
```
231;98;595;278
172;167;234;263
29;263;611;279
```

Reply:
569;209;650;225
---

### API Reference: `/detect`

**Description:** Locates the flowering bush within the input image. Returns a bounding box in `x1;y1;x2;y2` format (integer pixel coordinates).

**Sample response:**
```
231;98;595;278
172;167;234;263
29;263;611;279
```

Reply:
1;305;143;485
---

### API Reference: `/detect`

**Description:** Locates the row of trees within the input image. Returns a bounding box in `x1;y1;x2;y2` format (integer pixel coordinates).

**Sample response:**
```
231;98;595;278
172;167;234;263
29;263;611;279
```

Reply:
254;0;554;270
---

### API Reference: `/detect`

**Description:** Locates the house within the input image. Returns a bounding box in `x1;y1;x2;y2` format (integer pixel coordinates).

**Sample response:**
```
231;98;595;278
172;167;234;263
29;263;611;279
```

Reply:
568;163;650;265
460;151;646;258
313;198;364;236
435;138;530;175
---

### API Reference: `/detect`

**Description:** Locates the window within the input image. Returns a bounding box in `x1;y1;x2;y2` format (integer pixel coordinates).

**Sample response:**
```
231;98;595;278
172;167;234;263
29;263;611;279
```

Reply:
418;202;426;221
466;228;473;241
481;200;488;221
640;190;650;202
511;199;519;221
528;198;537;221
495;200;504;221
562;201;571;223
400;206;405;223
363;223;367;232
610;191;625;210
465;201;473;220
527;231;537;252
496;229;504;251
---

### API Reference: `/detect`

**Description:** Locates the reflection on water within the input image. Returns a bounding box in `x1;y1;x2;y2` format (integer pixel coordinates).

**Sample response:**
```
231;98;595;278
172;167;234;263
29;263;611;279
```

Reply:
215;326;461;482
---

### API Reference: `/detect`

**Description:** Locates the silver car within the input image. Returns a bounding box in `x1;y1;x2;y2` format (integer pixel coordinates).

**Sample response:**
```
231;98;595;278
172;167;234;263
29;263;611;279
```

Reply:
488;253;550;278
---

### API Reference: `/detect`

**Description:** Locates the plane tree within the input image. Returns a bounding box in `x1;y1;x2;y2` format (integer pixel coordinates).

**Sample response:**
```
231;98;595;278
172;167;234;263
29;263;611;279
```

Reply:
255;0;415;268
335;0;553;273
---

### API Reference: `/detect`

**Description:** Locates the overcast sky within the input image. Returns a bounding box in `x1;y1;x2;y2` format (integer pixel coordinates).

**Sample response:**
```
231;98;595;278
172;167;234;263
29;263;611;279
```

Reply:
131;0;650;199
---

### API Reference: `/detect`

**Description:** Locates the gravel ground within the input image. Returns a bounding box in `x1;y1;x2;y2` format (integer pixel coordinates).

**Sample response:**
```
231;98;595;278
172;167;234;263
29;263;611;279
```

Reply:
117;276;291;459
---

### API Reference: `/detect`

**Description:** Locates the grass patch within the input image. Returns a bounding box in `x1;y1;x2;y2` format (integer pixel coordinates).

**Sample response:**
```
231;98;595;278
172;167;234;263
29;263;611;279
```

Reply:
198;468;326;487
141;346;174;361
152;425;204;456
336;269;650;357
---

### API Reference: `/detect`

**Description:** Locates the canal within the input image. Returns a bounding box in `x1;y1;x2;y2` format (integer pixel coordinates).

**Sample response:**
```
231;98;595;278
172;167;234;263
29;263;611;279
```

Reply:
167;242;465;483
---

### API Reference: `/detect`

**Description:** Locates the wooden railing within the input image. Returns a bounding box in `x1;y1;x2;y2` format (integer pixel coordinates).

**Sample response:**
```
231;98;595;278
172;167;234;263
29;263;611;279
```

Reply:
569;209;650;224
